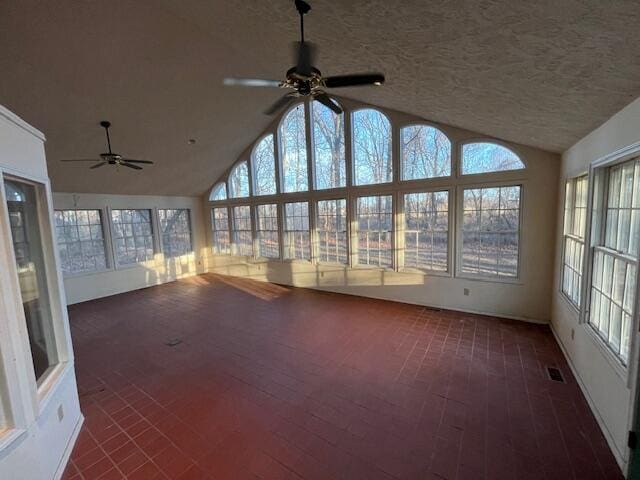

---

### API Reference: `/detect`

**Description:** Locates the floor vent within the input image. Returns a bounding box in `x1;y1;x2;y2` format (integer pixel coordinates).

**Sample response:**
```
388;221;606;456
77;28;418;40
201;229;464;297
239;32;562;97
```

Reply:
165;339;182;347
546;366;565;383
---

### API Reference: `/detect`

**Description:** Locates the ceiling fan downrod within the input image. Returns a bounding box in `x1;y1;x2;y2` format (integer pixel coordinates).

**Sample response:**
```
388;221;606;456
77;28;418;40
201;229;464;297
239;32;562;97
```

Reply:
295;0;311;43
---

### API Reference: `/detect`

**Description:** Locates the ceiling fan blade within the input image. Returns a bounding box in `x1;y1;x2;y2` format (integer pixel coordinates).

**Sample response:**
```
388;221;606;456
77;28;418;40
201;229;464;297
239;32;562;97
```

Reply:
121;162;143;170
293;41;315;76
324;73;385;89
223;78;282;88
264;94;294;116
120;159;154;164
314;93;343;114
60;159;101;162
90;162;107;169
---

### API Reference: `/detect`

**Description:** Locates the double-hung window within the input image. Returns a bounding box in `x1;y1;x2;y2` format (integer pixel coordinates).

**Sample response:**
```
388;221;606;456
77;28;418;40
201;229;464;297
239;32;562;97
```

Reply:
54;209;108;274
111;209;154;266
403;191;449;271
256;204;279;258
159;209;192;257
588;158;639;365
357;195;393;268
283;202;310;260
212;207;230;254
316;199;347;264
232;206;253;256
561;176;588;306
461;185;521;278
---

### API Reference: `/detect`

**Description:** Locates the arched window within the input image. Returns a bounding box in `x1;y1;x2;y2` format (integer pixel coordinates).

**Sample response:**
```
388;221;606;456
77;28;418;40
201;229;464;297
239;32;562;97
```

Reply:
461;142;525;175
280;104;308;192
252;135;277;196
228;161;250;198
352;109;392;185
401;125;451;180
209;182;227;201
312;100;345;190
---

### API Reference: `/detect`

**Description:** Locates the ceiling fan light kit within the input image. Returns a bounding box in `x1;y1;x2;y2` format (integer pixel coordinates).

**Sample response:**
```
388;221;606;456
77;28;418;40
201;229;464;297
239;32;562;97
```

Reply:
223;0;385;115
60;121;154;170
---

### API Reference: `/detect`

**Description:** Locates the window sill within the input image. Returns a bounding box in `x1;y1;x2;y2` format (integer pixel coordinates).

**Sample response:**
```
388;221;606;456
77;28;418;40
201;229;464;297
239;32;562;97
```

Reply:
0;428;28;460
399;267;451;277
455;273;522;285
558;290;581;316
37;361;72;415
62;267;113;280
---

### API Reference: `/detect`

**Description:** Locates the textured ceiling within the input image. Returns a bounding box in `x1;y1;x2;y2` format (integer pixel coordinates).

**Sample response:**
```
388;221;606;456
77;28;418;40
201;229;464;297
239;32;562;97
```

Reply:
1;0;640;196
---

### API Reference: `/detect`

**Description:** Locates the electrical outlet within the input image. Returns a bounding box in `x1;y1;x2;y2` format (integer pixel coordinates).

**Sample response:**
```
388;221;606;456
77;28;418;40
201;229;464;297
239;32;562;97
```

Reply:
463;288;470;296
57;405;64;422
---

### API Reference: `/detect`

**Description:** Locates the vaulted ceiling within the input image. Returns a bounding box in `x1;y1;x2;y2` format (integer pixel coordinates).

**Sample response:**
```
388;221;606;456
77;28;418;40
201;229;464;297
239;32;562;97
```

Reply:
1;0;639;196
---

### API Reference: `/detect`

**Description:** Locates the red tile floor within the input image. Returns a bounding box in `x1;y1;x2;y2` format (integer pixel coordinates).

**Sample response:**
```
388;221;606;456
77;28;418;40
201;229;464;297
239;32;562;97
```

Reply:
64;274;623;479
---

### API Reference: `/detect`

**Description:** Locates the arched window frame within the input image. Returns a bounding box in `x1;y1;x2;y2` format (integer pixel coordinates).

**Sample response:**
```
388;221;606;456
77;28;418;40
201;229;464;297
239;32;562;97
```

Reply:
310;99;347;191
207;101;529;283
228;160;251;199
251;134;278;197
458;139;526;177
278;102;310;194
209;182;227;202
399;123;452;182
351;107;393;187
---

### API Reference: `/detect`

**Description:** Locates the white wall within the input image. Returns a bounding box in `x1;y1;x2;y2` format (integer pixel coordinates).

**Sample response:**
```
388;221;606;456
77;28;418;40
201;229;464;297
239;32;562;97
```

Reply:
206;98;560;323
0;105;82;479
53;192;208;304
551;96;640;473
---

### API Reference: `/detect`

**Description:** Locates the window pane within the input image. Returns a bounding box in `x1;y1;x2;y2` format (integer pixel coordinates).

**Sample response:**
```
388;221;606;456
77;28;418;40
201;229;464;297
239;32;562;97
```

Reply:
461;143;525;175
284;202;310;260
54;209;107;274
589;157;640;365
229;161;250;198
357;195;393;267
404;191;449;271
211;207;230;255
312;100;345;190
5;179;58;382
111;209;154;265
353;109;392;185
256;204;279;258
461;186;521;277
280;104;308;192
232;206;253;256
317;199;347;264
401;126;451;180
159;209;192;258
605;159;640;256
209;182;227;201
252;135;277;196
561;175;588;306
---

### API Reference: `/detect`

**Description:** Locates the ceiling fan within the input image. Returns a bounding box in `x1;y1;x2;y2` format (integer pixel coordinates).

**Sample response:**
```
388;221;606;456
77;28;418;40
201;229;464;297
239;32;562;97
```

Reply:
60;121;154;170
224;0;385;115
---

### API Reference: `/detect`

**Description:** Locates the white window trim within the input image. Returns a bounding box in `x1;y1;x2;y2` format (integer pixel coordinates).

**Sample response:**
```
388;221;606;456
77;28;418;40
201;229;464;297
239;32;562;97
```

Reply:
157;208;193;258
454;180;525;284
0;169;74;433
207;98;530;284
559;175;589;311
579;152;640;385
54;208;111;278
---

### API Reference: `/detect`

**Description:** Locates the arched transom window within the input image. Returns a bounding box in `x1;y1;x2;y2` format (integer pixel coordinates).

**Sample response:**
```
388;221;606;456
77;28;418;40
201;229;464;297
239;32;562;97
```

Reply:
208;99;527;282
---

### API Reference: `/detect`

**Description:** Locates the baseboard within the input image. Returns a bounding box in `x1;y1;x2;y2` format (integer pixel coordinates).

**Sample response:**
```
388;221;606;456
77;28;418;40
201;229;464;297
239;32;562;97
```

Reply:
66;269;199;305
549;322;627;476
54;413;84;480
307;284;549;325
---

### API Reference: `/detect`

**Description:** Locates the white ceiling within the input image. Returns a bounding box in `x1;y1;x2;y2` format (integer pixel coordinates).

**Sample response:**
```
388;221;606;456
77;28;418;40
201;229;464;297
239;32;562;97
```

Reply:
1;0;640;196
